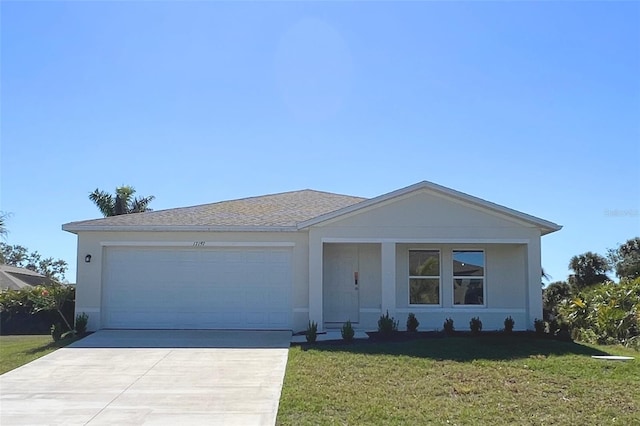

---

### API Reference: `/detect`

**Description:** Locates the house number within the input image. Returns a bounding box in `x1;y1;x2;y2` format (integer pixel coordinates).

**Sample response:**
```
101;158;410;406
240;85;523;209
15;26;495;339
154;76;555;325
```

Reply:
193;241;206;247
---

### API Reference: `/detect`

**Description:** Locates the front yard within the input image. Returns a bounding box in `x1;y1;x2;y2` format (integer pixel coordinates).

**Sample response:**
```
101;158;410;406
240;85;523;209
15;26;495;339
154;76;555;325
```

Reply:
0;335;79;375
277;335;639;425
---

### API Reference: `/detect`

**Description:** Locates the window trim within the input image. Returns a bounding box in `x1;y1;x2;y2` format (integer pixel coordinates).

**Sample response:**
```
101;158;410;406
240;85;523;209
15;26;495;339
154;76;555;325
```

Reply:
452;249;486;307
408;249;442;307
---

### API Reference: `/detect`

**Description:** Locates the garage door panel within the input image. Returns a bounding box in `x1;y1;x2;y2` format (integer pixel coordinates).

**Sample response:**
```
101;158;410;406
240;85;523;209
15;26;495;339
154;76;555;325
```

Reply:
103;247;292;329
268;312;289;328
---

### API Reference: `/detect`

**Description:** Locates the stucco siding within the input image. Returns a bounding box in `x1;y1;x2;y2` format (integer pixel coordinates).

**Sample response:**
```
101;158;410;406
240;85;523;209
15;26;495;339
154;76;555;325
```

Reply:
486;245;527;309
356;244;382;310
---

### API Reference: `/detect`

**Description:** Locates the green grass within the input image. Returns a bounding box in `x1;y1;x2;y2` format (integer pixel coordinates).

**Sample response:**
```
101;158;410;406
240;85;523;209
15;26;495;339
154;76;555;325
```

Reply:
277;335;639;425
0;335;79;375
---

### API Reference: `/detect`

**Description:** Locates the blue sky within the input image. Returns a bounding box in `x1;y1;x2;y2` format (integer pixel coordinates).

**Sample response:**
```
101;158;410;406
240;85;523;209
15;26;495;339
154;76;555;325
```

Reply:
1;1;638;284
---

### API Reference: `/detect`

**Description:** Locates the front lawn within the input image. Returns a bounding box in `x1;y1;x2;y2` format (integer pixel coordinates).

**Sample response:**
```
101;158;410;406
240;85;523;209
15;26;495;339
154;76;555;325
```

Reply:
0;335;79;375
277;335;639;425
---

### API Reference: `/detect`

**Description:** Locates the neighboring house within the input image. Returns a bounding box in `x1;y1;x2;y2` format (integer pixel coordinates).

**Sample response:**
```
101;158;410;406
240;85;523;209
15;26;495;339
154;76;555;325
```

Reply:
0;264;53;291
62;181;561;332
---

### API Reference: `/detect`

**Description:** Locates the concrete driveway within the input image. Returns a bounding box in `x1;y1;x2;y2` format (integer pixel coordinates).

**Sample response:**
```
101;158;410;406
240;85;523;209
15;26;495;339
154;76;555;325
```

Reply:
0;330;291;425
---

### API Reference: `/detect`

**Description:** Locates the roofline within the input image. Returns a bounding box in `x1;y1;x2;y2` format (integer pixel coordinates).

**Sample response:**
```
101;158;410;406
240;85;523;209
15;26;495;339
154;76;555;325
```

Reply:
62;224;300;233
297;181;562;235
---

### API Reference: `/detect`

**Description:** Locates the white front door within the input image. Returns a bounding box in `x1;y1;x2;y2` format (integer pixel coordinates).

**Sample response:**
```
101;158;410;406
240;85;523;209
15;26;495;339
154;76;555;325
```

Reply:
323;244;359;323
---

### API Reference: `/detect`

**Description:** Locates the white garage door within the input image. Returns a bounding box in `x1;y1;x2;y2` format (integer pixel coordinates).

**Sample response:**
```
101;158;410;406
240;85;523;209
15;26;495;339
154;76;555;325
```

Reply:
102;247;292;330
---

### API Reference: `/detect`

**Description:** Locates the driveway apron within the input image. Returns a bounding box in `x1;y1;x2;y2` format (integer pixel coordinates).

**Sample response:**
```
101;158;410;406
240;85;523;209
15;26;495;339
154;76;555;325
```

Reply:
0;330;291;425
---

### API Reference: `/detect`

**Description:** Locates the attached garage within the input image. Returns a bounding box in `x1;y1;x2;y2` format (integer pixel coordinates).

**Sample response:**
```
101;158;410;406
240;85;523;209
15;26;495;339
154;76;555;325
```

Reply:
102;246;292;330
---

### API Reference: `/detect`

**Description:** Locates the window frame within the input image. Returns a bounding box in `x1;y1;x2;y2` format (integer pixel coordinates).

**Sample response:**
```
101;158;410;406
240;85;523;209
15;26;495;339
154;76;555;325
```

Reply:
408;249;442;307
452;249;486;307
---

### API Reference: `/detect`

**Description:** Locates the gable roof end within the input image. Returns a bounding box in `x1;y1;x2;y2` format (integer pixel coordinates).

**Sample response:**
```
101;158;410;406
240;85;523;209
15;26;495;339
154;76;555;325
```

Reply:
297;181;562;235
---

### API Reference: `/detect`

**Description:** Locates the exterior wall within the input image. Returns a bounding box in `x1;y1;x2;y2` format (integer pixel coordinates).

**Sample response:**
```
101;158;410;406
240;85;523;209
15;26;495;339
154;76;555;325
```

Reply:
74;230;309;331
308;190;544;331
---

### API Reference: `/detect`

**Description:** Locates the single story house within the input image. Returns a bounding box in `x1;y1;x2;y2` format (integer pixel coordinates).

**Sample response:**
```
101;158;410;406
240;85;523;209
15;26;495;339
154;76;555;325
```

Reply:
62;181;561;332
0;264;54;291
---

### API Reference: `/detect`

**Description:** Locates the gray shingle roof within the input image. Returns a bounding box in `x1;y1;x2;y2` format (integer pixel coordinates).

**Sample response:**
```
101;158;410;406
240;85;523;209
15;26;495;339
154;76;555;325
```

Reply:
64;189;367;230
0;265;53;291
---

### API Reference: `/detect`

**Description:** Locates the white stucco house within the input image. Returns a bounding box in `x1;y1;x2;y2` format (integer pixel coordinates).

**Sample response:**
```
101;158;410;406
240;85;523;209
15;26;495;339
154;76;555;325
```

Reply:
63;181;561;333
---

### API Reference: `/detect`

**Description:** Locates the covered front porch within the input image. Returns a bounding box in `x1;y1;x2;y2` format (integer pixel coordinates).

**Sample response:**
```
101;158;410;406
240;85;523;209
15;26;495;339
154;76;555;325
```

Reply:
308;239;542;332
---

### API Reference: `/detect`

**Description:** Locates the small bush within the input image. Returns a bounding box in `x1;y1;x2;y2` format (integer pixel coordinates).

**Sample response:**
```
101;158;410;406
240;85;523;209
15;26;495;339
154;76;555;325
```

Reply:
470;317;482;334
75;312;89;334
377;311;399;336
504;316;515;334
50;323;63;342
406;313;419;332
341;320;354;342
534;318;546;335
443;318;455;335
306;320;318;343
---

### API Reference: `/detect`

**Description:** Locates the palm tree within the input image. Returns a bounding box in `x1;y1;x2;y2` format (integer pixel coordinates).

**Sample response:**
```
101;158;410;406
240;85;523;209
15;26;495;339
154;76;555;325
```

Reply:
0;211;10;240
89;186;155;217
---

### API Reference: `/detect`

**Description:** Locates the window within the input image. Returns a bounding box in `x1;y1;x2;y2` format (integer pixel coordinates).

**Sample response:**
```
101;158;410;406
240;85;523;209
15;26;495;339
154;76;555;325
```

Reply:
409;250;440;305
453;250;485;305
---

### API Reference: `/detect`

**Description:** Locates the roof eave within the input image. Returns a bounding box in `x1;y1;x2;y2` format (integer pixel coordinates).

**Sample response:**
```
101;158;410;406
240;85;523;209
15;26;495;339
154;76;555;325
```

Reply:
62;224;300;233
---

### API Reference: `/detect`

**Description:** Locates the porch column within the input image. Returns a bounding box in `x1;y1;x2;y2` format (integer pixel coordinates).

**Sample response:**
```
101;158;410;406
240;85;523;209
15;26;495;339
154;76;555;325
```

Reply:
380;242;396;317
309;236;324;331
526;238;543;329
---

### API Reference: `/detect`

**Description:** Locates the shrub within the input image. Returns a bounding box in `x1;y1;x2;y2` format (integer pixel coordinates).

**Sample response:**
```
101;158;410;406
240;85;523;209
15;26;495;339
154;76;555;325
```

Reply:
377;311;399;336
470;317;482;334
1;286;75;335
29;284;75;332
50;323;63;342
443;318;455;335
341;320;354;342
406;313;419;332
0;288;32;313
305;320;318;343
626;335;640;351
559;278;640;347
504;316;515;334
75;312;89;334
534;318;546;335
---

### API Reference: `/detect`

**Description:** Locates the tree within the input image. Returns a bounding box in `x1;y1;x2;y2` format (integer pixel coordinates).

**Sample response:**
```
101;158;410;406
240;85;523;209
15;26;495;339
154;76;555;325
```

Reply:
0;211;10;240
541;267;552;287
568;251;611;290
29;284;75;332
89;185;155;217
0;243;68;281
543;281;572;321
608;237;640;280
